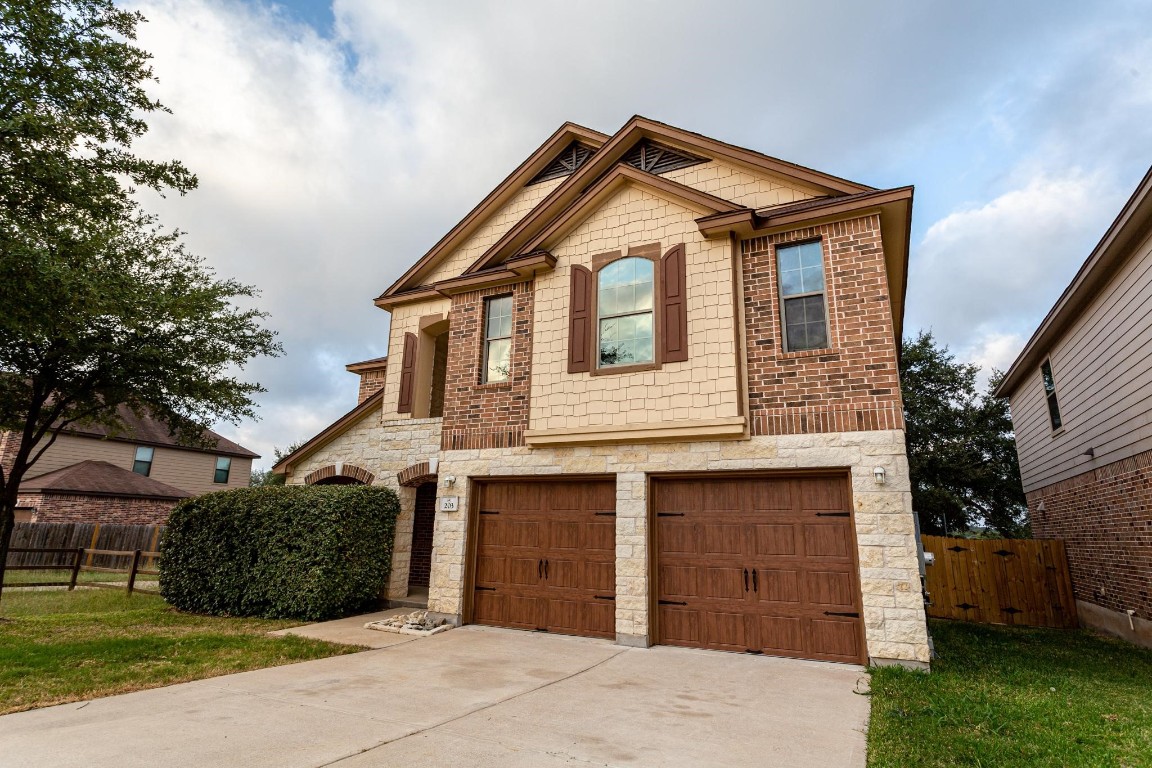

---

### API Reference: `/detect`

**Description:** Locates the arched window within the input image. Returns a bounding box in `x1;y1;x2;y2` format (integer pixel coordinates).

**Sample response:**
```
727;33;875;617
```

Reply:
597;257;655;367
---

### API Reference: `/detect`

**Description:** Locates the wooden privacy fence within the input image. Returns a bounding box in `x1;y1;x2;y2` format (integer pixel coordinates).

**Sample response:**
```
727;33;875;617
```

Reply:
922;535;1078;629
7;522;164;570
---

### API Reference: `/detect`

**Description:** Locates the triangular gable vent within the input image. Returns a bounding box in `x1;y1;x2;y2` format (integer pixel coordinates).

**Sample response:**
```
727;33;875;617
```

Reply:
623;139;708;175
528;141;596;185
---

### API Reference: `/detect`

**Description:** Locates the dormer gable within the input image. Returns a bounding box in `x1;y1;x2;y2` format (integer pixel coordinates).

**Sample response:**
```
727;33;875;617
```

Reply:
528;140;597;185
621;139;707;175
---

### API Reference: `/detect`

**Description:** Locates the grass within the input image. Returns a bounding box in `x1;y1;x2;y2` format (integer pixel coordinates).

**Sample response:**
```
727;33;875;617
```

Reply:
868;620;1152;767
3;568;158;586
0;588;362;715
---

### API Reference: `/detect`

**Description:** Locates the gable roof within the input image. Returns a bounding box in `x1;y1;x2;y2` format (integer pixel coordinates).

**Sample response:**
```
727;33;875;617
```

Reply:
21;460;193;500
61;405;259;459
379;122;609;299
376;116;872;303
271;387;385;476
996;165;1152;398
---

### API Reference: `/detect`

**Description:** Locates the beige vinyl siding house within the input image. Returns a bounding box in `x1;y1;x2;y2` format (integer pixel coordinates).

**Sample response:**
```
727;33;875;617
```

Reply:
998;166;1152;648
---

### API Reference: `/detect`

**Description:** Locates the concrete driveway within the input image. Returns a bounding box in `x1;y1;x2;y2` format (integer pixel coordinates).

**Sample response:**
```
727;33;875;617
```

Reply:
0;625;870;767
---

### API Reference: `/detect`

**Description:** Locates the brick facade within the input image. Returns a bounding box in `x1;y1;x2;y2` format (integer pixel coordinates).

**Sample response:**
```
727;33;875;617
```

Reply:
356;365;387;404
1027;447;1152;622
440;281;534;450
18;492;177;525
742;214;905;436
407;482;436;588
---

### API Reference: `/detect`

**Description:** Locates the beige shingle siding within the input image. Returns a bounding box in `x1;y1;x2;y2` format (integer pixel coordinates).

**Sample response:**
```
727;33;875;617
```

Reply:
663;159;826;210
1010;227;1152;493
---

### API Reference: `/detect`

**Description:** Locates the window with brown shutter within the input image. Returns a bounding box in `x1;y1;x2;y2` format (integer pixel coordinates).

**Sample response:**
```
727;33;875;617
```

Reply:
397;332;417;413
660;244;688;363
568;265;593;373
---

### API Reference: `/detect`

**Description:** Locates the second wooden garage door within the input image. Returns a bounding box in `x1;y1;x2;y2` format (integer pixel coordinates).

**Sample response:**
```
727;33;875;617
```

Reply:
470;479;615;639
654;474;866;664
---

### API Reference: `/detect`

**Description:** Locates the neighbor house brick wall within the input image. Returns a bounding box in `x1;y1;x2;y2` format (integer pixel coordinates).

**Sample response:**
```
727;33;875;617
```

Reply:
1027;446;1152;622
742;214;905;435
17;493;177;525
441;281;534;450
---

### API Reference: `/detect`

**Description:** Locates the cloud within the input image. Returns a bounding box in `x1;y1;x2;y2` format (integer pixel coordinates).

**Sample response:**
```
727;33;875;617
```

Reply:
115;0;1152;467
907;172;1122;355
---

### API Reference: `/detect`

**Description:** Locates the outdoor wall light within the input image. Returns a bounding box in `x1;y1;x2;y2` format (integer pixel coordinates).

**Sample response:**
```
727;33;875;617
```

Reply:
873;466;886;484
444;475;456;487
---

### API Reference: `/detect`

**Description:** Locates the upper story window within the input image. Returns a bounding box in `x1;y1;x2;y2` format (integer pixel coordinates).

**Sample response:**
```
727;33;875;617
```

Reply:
483;295;513;383
597;257;655;368
1040;359;1062;431
777;240;829;352
214;456;232;484
132;446;154;476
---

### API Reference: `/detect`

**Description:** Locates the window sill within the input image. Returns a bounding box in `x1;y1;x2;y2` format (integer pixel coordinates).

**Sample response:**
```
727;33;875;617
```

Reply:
1050;426;1066;438
475;381;514;391
590;361;660;377
778;347;837;361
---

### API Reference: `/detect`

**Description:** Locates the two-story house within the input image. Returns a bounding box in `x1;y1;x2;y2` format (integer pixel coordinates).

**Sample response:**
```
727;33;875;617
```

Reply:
997;166;1152;648
274;117;930;668
4;406;258;524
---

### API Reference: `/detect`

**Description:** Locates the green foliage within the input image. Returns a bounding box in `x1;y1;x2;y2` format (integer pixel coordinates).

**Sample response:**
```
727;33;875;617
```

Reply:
901;332;1028;537
868;620;1152;767
0;0;281;581
159;486;399;621
250;442;306;486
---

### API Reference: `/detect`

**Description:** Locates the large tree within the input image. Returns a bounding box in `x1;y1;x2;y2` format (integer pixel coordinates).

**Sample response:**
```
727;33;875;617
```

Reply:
900;331;1028;537
0;1;279;598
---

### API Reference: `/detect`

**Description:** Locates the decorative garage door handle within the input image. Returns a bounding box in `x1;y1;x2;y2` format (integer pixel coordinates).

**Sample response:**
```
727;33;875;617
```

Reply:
743;568;749;592
538;559;543;578
752;569;758;593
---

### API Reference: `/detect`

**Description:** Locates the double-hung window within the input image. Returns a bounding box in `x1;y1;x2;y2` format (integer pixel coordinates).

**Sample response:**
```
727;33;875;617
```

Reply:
777;240;829;352
1040;359;1062;430
214;456;232;484
132;446;154;476
597;257;655;367
483;295;513;383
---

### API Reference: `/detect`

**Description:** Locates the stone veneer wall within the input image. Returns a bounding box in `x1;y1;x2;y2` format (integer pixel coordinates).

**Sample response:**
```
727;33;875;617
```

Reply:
742;215;905;435
1027;446;1152;635
17;493;177;524
430;429;929;666
286;414;442;600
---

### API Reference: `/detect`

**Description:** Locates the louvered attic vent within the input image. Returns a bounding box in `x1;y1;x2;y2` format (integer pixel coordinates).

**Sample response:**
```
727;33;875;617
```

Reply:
528;141;596;185
623;139;708;175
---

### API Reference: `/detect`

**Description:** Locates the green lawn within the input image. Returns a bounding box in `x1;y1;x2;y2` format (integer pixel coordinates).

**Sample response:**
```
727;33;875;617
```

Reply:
868;620;1152;767
0;588;361;715
3;568;159;586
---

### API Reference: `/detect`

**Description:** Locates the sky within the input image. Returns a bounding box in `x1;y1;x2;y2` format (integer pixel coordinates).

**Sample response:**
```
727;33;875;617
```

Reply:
121;0;1152;469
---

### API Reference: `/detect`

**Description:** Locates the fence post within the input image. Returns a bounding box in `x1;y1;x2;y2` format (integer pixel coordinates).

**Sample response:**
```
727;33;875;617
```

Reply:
69;548;83;590
146;526;161;569
127;549;142;595
85;524;100;568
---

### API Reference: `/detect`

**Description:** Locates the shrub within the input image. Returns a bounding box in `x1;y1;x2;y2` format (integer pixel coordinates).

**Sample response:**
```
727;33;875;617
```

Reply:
159;485;399;621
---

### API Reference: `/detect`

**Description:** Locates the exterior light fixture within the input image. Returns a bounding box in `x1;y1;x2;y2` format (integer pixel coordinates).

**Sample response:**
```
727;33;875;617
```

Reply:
873;466;886;484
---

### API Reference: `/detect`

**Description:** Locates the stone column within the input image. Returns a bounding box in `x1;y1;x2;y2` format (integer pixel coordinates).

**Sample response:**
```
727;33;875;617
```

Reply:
615;471;649;647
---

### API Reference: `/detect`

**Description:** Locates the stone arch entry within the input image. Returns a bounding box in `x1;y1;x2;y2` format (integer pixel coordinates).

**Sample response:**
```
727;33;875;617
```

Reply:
304;464;375;486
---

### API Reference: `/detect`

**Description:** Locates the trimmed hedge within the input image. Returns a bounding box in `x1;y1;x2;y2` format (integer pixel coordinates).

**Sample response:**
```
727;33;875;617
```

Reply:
159;485;399;621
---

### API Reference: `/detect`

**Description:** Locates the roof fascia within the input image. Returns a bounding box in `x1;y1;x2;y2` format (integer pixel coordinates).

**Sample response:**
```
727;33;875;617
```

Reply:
996;165;1152;397
377;123;608;300
462;116;871;276
272;388;386;475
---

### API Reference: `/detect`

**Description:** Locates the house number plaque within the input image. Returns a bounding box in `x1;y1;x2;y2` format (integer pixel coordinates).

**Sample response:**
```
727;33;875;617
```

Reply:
438;496;459;512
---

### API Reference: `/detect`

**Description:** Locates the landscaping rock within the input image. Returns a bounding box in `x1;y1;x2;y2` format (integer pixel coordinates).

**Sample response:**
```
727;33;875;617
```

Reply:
364;611;453;636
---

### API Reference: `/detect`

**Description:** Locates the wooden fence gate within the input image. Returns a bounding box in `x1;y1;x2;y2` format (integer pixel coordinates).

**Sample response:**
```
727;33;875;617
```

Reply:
921;536;1078;629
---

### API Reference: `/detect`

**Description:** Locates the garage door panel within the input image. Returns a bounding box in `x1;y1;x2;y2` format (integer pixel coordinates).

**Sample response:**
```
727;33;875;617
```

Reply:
509;520;542;549
805;570;856;607
659;564;698;600
477;517;504;547
749;481;793;512
810;618;861;661
584;560;615;592
584;521;615;551
551;521;581;550
547;557;579;589
472;591;503;626
583;601;615;638
757;568;800;603
475;555;506;586
757;615;805;654
753;524;797;556
509;557;542;586
658;521;697;554
802;523;852;559
703;566;745;601
659;607;700;644
703;523;746;556
702;480;743;512
703;611;750;651
799;478;847;511
505;595;541;630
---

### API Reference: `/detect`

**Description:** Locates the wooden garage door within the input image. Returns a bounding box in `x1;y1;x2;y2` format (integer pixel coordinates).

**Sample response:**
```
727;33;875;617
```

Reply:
654;474;865;664
471;479;616;639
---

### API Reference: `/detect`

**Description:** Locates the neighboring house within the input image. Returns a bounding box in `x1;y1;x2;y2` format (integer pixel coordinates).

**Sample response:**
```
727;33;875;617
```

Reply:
1;406;258;524
275;117;930;668
997;166;1152;648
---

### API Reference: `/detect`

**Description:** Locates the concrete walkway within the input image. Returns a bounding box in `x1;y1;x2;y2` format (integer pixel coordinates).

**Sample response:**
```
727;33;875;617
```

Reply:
269;608;421;649
0;625;870;767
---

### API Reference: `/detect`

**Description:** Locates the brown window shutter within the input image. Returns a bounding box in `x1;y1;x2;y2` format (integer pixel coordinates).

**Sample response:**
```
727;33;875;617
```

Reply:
397;332;417;413
660;244;688;363
568;265;593;373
